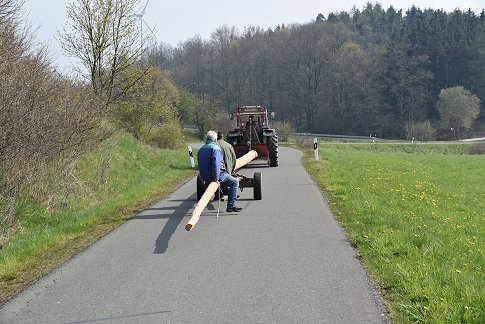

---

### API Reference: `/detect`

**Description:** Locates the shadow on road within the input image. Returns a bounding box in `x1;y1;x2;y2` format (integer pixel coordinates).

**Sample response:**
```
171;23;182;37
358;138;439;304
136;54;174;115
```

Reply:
64;310;171;323
132;193;236;254
133;195;195;254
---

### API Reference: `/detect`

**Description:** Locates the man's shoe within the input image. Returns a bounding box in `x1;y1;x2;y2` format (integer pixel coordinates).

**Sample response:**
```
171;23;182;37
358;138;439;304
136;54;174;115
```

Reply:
226;206;242;212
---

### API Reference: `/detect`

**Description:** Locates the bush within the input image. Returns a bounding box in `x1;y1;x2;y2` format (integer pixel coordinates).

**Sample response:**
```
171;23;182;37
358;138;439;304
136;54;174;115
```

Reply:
0;3;104;243
273;121;296;142
295;135;315;147
212;111;233;136
112;66;180;140
469;142;485;155
405;120;437;141
142;117;185;149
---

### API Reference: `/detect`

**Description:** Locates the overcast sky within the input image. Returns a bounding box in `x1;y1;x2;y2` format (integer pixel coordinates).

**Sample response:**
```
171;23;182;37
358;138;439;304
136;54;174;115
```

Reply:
22;0;484;73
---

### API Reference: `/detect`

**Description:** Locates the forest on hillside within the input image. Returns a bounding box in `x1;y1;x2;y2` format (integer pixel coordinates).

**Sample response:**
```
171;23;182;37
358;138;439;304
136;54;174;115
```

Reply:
150;3;485;140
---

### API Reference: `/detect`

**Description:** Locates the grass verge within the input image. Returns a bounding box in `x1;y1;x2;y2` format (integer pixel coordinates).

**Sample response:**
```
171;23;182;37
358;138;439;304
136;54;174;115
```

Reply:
302;143;484;323
0;132;197;304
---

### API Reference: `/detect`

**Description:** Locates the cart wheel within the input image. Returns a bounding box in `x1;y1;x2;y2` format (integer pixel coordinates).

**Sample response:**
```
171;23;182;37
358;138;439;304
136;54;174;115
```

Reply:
197;174;206;200
253;172;262;200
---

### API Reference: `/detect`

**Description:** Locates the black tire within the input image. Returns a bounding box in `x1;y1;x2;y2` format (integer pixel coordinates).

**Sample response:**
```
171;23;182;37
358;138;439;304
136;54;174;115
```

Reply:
253;172;262;200
268;135;279;167
196;174;206;200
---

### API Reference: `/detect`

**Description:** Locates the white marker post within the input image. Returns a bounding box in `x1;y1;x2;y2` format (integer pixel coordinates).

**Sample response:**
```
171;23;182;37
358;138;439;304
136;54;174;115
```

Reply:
188;146;195;168
314;138;319;161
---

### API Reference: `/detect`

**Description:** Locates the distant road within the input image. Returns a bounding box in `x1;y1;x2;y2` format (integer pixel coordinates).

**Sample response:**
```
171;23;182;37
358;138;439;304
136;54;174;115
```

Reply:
0;147;388;323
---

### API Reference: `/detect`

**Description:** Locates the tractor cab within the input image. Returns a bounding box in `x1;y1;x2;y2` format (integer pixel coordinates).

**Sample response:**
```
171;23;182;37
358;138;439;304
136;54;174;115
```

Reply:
227;106;279;167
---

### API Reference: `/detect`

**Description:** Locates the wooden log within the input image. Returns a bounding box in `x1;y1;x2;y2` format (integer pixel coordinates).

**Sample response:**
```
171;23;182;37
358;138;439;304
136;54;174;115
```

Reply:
185;181;219;231
234;150;258;170
185;150;258;231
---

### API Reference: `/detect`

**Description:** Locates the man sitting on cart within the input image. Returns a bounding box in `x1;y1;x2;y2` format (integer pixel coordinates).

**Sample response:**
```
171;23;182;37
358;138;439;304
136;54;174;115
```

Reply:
197;130;242;213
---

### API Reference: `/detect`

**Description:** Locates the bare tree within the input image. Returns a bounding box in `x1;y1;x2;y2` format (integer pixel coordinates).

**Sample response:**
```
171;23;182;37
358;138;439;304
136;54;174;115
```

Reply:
174;35;209;94
0;0;22;22
58;0;153;104
209;26;238;109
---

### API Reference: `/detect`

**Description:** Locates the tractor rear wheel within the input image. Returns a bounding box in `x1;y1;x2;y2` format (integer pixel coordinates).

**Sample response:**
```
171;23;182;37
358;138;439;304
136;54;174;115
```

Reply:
196;174;206;200
268;135;279;167
253;172;262;200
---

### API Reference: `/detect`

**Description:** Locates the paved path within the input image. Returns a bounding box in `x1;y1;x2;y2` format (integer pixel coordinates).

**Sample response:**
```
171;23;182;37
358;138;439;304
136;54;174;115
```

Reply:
0;147;388;323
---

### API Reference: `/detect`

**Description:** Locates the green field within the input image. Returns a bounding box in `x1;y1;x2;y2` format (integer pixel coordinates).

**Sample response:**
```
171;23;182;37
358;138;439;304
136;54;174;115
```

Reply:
303;143;484;323
0;132;197;303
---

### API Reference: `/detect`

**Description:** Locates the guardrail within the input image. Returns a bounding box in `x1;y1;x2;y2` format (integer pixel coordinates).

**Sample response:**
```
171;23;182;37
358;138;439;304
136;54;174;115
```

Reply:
292;133;378;140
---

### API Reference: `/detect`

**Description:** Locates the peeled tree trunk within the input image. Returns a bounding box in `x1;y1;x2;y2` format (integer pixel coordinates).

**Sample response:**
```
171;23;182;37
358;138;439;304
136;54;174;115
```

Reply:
186;150;258;231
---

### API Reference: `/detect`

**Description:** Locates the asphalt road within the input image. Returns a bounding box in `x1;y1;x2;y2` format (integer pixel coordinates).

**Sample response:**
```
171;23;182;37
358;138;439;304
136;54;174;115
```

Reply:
0;147;388;324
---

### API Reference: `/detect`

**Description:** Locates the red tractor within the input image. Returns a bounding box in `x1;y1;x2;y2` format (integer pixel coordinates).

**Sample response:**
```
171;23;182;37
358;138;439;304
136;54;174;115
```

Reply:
227;106;279;167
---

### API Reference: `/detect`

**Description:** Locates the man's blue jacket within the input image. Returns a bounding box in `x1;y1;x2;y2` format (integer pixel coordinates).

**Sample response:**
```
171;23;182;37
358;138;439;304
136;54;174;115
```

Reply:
197;140;226;182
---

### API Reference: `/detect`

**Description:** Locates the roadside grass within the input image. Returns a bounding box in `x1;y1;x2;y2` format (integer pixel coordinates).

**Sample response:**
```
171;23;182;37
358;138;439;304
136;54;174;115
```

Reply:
0;132;197;303
303;144;484;323
316;143;470;155
290;135;378;144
